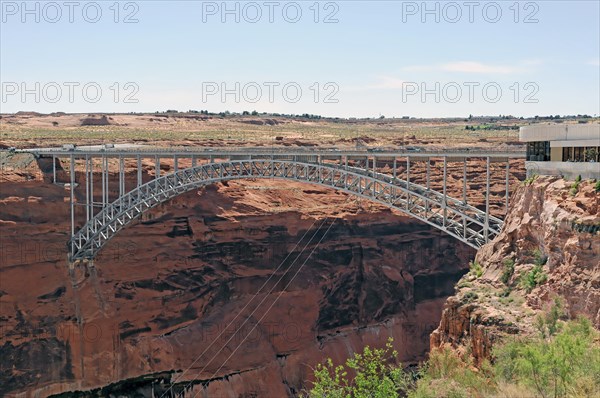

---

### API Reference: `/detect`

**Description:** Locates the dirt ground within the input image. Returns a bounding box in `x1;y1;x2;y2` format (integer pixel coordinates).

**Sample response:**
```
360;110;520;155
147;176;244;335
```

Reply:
0;112;532;150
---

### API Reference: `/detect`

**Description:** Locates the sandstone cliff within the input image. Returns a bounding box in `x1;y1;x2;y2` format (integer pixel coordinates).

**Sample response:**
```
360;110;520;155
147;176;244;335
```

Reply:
431;177;600;364
1;162;476;397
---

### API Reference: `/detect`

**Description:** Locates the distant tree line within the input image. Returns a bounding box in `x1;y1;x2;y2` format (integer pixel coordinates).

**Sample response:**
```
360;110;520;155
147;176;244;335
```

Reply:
152;110;596;122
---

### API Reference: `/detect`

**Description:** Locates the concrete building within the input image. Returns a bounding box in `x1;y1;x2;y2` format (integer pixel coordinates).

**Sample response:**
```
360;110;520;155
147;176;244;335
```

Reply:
520;123;600;179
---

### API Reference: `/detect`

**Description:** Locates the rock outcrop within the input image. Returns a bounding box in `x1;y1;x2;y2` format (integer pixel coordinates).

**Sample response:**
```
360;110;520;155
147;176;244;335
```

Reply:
80;115;113;126
431;177;600;364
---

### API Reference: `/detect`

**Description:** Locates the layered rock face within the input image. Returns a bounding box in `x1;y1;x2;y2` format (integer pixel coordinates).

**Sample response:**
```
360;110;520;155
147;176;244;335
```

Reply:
431;177;600;364
0;167;476;397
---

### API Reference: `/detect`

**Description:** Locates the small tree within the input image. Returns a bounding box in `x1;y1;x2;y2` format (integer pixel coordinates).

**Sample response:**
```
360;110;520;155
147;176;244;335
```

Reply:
306;339;411;397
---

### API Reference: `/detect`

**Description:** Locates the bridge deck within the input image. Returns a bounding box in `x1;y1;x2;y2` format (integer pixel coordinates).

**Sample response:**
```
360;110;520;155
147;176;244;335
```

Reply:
16;145;525;159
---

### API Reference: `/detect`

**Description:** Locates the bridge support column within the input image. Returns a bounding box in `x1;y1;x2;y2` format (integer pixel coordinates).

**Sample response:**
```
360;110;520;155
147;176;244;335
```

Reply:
137;156;142;188
463;158;467;204
101;155;106;214
425;158;430;215
443;156;447;227
372;156;377;196
106;157;110;206
69;155;75;258
174;156;179;186
485;156;490;242
406;157;410;210
426;158;430;190
462;157;468;240
106;156;110;222
85;155;90;222
119;156;125;198
52;155;56;184
89;157;94;220
505;159;510;215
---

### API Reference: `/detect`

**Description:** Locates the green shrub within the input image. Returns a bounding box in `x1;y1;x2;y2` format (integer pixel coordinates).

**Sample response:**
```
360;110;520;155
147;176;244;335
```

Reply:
535;298;564;338
305;338;411;397
469;261;483;278
571;176;582;195
595;180;600;192
409;346;495;398
456;279;472;289
306;314;600;398
513;250;549;292
521;264;548;293
462;291;479;303
500;259;515;285
494;316;600;398
523;174;538;186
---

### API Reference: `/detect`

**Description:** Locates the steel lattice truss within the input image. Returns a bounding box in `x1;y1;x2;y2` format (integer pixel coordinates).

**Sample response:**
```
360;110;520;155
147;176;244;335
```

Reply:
68;160;504;261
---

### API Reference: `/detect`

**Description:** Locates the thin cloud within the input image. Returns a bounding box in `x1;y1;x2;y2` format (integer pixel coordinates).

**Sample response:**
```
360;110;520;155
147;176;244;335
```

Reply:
441;61;520;74
346;76;407;91
368;76;407;89
349;58;542;92
400;65;435;72
522;59;544;66
400;60;538;74
587;58;600;66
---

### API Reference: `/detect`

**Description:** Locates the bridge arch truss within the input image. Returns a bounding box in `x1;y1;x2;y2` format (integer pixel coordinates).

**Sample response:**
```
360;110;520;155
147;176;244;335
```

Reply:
19;146;523;263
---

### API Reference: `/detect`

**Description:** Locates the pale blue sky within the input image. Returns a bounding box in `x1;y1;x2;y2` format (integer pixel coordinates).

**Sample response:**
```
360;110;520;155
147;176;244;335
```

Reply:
1;0;599;117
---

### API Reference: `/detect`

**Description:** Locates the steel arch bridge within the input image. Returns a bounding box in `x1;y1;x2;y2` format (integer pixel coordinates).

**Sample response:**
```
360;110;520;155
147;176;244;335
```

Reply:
16;145;524;264
68;159;504;261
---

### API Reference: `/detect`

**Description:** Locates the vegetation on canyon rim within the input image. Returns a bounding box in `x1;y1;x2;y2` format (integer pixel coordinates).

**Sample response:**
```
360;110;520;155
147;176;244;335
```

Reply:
306;310;600;398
